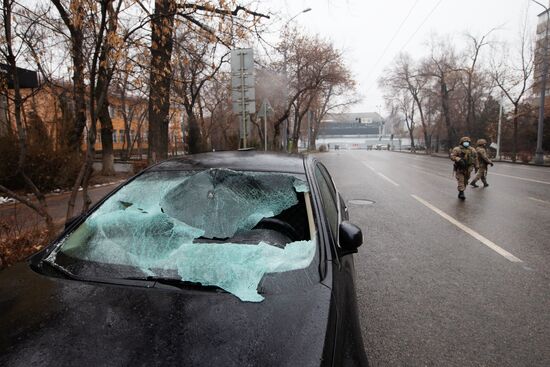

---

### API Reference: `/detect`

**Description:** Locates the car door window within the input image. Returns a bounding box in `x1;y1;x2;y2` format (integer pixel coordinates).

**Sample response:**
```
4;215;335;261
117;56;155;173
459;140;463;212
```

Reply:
314;164;339;241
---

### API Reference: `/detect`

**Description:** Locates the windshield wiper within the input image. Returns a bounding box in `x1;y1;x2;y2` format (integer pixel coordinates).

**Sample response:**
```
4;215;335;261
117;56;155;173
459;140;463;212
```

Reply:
124;276;227;293
39;259;81;280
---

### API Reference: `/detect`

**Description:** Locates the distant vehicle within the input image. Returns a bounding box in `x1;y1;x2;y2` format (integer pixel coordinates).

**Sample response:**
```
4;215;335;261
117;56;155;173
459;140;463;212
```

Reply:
0;151;368;367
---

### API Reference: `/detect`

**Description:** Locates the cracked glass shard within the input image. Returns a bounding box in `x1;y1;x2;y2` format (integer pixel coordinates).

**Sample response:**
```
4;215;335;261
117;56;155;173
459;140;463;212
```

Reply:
166;240;316;302
54;169;315;302
293;181;309;193
160;169;303;239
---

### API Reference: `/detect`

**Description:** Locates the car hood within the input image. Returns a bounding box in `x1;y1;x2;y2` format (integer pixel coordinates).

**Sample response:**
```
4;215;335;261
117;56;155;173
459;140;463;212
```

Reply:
0;263;332;367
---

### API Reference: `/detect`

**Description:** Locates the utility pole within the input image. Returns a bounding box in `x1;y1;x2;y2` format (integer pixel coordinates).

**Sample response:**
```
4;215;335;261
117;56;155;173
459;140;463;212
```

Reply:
259;99;272;151
533;0;549;165
231;48;255;149
240;51;247;149
307;110;311;150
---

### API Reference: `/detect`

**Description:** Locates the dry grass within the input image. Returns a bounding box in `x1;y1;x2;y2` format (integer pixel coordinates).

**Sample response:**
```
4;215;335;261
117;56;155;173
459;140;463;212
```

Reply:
0;220;56;269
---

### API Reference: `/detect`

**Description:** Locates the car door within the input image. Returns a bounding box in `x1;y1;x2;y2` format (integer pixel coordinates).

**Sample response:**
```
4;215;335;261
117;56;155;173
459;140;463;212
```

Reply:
313;162;368;366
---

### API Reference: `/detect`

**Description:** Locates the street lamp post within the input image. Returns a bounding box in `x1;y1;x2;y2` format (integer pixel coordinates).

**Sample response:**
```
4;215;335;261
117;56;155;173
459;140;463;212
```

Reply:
533;0;549;165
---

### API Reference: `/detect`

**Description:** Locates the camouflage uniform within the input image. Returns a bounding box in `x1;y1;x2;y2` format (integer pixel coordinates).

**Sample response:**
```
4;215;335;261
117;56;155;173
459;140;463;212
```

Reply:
450;137;478;199
470;139;493;187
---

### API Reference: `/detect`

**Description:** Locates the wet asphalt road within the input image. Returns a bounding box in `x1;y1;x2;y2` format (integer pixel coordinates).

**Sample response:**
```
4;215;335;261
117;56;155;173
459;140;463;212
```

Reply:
316;150;550;367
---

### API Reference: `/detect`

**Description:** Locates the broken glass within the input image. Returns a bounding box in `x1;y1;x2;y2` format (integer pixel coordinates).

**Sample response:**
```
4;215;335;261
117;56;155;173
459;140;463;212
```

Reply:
160;169;301;238
53;169;316;302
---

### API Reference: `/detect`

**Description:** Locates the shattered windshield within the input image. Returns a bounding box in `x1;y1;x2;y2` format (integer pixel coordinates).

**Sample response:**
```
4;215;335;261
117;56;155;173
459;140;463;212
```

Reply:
49;169;318;302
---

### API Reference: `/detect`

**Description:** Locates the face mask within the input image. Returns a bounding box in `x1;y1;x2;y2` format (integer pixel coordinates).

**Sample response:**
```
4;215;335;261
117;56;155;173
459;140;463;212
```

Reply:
462;142;470;148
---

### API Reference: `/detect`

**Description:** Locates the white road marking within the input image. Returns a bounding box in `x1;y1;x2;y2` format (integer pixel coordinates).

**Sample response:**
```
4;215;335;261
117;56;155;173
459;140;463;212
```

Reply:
528;196;550;204
362;162;400;186
411;194;523;263
412;167;454;180
377;172;400;186
362;162;376;171
490;172;550;185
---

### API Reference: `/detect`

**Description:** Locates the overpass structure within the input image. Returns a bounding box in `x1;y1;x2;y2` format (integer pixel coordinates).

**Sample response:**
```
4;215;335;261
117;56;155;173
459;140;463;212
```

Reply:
314;112;411;150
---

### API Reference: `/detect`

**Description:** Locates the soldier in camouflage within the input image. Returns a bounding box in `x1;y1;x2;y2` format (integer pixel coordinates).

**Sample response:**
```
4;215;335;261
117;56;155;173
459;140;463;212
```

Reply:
470;138;494;188
450;136;478;200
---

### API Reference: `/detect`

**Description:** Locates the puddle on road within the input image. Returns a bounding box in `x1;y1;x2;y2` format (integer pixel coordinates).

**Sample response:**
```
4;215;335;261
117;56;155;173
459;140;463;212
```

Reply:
348;199;375;206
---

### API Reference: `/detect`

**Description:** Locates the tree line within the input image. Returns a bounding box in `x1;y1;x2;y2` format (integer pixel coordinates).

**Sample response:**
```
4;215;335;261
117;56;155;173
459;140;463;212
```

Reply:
379;27;549;160
0;0;356;235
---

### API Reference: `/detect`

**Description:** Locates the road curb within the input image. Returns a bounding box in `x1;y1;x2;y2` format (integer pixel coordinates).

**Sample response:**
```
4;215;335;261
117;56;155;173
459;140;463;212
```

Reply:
389;150;550;167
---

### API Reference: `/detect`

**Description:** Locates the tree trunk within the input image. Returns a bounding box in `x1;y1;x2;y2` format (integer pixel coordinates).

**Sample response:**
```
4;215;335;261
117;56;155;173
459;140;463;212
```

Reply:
310;117;322;150
466;76;473;136
273;123;281;151
409;128;416;152
512;105;518;162
2;0;53;233
69;29;87;151
440;80;455;147
99;102;115;175
412;94;430;154
406;118;415;153
187;111;201;154
147;0;176;164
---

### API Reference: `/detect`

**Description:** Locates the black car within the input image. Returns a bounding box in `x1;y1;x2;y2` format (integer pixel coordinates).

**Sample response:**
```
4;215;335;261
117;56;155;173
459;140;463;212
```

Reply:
0;151;368;366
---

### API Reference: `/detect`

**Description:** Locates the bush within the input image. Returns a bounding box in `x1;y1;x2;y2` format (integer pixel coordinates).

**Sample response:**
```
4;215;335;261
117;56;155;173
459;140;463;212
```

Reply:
318;144;327;152
0;135;82;192
518;151;533;164
132;160;149;174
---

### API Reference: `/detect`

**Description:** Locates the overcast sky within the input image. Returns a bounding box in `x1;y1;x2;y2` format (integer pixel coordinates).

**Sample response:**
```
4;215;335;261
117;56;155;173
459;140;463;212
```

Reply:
257;0;542;114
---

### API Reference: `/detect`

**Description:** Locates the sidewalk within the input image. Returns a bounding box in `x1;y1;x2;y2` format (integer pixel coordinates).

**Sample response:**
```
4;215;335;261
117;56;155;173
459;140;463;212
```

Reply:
0;173;129;207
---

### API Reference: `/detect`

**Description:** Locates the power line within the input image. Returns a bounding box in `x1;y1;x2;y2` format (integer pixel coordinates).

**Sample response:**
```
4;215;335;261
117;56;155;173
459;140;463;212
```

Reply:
365;0;421;82
364;0;444;100
399;0;444;53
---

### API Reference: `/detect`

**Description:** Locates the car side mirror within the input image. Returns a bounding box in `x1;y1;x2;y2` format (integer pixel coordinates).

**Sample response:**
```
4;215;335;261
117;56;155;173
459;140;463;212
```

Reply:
338;221;363;255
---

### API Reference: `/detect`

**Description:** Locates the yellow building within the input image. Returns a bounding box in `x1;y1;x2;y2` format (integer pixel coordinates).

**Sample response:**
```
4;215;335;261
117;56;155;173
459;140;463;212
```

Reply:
1;83;185;157
93;96;185;156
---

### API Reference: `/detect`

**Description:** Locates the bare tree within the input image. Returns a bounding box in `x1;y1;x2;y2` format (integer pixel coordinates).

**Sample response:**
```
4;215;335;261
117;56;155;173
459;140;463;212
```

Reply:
272;30;357;152
492;21;534;162
171;26;228;153
422;37;462;147
380;53;431;152
384;91;416;151
50;0;88;151
461;30;494;136
147;1;269;163
66;0;124;218
0;0;54;234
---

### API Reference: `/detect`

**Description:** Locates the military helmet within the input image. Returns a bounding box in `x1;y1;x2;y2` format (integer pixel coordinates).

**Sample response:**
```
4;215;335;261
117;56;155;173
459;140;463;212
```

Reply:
476;139;487;146
459;136;471;144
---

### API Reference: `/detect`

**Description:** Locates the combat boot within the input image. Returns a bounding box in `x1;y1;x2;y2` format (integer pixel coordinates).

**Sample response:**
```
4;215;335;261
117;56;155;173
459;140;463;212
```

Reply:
458;191;465;200
470;181;479;188
483;183;489;187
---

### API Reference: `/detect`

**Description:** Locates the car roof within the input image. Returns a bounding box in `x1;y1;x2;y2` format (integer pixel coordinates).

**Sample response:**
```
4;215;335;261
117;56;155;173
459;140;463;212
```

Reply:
149;151;306;174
